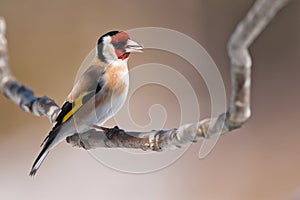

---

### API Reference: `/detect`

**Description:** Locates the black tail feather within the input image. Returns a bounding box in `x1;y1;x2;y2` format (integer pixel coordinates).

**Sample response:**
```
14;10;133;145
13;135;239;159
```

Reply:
29;126;60;176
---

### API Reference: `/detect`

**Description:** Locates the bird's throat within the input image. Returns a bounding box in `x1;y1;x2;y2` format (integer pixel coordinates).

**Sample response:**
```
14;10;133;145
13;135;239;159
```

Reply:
118;53;130;60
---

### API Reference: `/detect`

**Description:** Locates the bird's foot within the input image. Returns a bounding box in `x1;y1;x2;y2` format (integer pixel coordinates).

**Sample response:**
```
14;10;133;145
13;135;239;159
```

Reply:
93;125;121;139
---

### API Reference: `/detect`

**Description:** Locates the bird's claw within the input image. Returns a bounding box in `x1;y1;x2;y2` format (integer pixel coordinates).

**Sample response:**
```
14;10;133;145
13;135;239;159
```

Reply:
93;125;121;139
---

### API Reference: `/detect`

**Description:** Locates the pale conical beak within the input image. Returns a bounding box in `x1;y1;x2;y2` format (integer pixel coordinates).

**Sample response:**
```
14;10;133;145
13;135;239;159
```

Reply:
125;39;143;53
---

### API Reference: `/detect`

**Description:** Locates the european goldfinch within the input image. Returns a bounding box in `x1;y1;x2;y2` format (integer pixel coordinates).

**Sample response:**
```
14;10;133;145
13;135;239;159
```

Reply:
29;31;143;176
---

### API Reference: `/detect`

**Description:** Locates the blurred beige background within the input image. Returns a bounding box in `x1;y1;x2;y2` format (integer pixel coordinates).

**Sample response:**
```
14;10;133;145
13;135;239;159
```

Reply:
0;0;299;199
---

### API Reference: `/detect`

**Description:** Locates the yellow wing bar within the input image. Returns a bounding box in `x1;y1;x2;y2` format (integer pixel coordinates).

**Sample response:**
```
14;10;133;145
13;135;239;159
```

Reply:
62;94;85;123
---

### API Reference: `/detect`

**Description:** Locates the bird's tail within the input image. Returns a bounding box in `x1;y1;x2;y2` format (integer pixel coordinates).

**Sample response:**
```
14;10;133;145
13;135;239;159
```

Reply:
29;127;60;176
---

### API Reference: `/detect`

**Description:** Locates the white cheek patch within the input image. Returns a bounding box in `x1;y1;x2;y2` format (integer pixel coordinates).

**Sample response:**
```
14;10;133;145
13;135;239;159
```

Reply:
102;36;118;64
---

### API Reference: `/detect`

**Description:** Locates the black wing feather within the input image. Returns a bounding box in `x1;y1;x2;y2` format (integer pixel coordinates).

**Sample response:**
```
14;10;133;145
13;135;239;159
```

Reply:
42;77;104;147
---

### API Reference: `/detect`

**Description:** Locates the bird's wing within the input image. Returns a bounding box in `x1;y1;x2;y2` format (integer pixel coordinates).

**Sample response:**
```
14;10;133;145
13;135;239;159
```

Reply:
30;64;106;176
56;65;105;128
67;64;106;102
39;64;105;147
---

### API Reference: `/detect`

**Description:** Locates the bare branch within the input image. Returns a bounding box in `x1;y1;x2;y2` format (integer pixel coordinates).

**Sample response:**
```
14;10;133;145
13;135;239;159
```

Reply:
67;0;291;150
0;0;292;151
227;0;291;126
0;17;60;123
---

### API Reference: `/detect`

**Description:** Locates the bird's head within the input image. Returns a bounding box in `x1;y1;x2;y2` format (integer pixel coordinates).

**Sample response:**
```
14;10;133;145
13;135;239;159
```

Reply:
97;31;143;64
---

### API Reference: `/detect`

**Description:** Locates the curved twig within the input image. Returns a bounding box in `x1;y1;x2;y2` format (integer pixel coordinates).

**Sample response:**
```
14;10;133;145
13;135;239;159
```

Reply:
0;0;292;151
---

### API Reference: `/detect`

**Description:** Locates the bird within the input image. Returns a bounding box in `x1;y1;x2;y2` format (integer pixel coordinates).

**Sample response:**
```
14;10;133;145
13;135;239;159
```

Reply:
29;31;143;176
